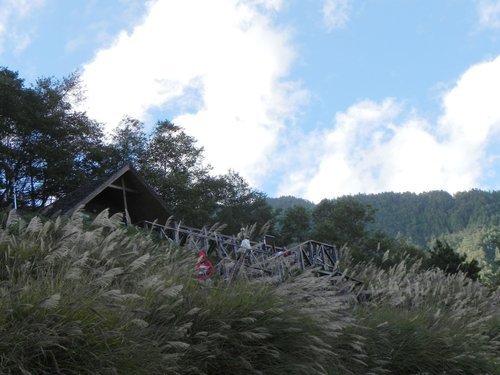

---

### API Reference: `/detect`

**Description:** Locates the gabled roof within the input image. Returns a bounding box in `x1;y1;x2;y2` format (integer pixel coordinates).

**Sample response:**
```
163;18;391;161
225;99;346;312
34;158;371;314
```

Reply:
43;164;171;224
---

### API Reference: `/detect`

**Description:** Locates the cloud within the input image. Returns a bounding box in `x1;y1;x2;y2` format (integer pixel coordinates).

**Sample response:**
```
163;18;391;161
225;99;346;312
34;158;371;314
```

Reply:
322;0;351;31
478;0;500;29
79;0;500;202
277;55;500;202
0;0;45;56
79;0;304;185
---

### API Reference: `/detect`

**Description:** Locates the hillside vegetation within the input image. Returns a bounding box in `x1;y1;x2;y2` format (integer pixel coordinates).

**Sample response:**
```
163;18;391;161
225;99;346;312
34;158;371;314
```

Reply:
270;189;500;247
4;65;500;373
1;209;500;374
3;66;500;284
270;190;500;284
355;190;500;246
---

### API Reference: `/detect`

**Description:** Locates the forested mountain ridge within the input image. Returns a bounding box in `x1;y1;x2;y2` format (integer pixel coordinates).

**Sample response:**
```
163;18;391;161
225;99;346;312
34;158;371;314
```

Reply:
266;195;315;212
269;190;500;283
271;190;500;247
355;189;500;246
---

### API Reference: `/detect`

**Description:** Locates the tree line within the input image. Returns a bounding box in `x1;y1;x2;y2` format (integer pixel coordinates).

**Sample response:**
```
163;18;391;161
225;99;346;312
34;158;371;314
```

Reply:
270;189;500;249
354;190;500;245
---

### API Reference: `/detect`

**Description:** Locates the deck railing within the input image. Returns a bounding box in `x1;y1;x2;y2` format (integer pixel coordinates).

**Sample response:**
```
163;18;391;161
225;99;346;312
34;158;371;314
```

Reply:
141;220;344;280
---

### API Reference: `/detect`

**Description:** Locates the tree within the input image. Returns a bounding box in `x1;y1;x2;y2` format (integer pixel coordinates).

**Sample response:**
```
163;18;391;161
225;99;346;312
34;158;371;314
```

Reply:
311;196;375;246
211;171;273;236
278;205;311;245
138;120;208;221
143;120;205;177
426;240;481;280
1;66;275;235
0;68;33;206
106;118;274;232
267;196;315;212
110;116;147;165
0;67;107;208
357;230;425;267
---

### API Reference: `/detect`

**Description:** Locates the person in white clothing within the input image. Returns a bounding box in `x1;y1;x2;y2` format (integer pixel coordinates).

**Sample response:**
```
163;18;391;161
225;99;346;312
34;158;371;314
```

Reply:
237;236;251;259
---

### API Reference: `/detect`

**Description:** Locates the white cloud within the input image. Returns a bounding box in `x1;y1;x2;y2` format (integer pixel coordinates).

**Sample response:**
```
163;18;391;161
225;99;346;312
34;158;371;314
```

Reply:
278;55;500;202
322;0;351;31
79;0;304;185
478;0;500;29
0;0;44;55
79;1;500;202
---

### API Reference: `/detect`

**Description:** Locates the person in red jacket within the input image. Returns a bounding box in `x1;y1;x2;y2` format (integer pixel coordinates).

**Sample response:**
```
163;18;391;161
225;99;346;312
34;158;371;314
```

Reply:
195;251;213;283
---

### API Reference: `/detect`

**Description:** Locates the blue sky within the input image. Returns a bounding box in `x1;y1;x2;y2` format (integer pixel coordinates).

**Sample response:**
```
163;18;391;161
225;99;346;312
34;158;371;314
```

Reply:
2;0;500;202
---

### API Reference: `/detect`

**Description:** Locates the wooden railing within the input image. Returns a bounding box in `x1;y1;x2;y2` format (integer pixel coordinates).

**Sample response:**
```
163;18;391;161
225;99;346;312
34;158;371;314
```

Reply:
141;220;344;280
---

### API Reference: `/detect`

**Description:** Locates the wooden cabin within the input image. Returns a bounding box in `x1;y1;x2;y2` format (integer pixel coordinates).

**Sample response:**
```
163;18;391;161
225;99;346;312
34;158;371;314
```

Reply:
43;164;170;225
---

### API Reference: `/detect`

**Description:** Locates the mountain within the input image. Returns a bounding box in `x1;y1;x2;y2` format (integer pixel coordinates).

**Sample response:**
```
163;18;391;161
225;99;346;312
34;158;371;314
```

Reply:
266;195;315;212
355;189;500;246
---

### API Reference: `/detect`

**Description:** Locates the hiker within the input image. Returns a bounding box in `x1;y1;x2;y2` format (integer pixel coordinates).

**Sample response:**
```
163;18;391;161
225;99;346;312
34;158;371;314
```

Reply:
237;227;246;240
195;251;213;284
236;235;252;260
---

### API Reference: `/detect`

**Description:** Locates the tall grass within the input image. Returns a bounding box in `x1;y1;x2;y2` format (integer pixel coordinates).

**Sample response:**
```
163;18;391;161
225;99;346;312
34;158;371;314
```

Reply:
2;209;500;374
338;254;500;374
275;249;500;374
0;210;338;374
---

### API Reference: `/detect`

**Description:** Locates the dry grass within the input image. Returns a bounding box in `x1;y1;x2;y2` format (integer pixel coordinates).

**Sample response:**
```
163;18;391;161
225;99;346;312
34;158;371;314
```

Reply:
0;210;337;374
1;209;500;374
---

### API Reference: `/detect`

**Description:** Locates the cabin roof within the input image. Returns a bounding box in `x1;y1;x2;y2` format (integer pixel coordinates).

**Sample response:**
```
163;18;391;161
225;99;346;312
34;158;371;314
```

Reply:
43;164;170;224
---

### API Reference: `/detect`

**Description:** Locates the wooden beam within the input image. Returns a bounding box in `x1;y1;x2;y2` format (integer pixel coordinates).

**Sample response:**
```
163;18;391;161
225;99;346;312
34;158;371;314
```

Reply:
108;183;138;193
121;177;131;225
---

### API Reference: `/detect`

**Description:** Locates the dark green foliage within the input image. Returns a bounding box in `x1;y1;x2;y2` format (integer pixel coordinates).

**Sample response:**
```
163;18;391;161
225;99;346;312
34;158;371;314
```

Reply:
278;205;312;244
110;116;148;165
0;67;110;208
1;66;274;235
443;225;500;285
311;196;375;247
211;171;273;235
143;120;205;177
271;190;500;281
426;239;481;280
451;189;500;229
355;230;426;268
267;195;315;211
138;119;207;224
107;119;273;231
356;189;500;246
272;190;500;266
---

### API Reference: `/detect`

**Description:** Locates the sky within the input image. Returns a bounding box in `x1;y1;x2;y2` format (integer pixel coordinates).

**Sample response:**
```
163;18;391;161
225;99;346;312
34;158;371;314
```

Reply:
2;0;500;203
